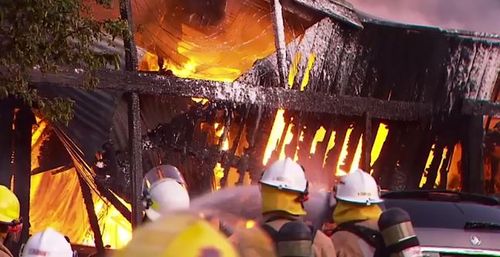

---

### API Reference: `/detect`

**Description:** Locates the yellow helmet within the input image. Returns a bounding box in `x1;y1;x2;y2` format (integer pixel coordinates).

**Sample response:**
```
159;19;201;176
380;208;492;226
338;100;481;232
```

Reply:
114;213;239;257
0;185;20;224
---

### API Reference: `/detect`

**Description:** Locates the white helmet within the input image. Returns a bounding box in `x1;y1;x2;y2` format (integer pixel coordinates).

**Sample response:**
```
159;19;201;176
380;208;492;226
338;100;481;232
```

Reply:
21;228;75;257
335;169;383;205
259;158;308;193
144;179;190;221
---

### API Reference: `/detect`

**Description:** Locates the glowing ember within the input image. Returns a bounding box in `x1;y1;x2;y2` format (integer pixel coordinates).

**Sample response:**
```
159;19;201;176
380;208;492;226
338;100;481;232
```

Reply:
213;163;225;190
192;98;209;105
245;220;256;229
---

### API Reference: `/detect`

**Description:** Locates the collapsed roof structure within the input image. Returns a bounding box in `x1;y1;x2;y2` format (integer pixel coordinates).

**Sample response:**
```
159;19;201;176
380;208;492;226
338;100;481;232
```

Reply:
3;0;499;252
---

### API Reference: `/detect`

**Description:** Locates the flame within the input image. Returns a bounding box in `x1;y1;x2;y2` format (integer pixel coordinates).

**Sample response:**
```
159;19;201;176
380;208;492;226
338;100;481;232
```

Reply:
213;162;225;190
263;119;390;178
192;98;209;105
82;196;132;248
263;109;287;165
419;146;449;188
30;119;132;249
300;53;316;91
310;126;327;155
371;124;389;169
245;220;256;229
288;53;302;88
133;1;311;82
139;51;160;71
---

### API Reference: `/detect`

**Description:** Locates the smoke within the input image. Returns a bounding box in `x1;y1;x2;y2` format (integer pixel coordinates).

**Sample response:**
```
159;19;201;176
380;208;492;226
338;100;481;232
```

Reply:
348;0;500;34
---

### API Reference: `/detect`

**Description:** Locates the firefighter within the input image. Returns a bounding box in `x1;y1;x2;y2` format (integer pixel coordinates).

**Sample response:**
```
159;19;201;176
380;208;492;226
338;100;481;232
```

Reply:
329;169;384;257
0;186;22;257
142;165;190;222
114;212;276;257
20;228;75;257
259;158;336;257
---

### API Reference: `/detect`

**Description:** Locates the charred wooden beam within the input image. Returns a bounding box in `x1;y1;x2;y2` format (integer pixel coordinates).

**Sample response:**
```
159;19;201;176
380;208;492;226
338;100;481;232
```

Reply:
77;173;105;253
461;115;485;194
462;99;500;116
270;0;288;88
221;107;248;186
395;126;431;190
285;118;300;158
94;181;132;223
361;112;372;171
128;93;143;228
324;122;348;176
31;71;433;121
13;107;36;245
422;143;445;190
298;118;319;161
119;0;138;71
0;98;14;186
120;0;142;229
437;143;455;190
247;107;272;182
372;124;403;189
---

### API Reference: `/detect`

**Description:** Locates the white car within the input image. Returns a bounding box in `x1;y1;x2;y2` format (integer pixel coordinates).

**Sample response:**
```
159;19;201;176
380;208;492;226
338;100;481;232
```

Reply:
382;191;500;257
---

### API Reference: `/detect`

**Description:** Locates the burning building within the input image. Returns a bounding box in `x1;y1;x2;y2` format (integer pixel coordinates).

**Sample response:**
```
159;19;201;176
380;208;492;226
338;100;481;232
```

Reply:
1;0;500;253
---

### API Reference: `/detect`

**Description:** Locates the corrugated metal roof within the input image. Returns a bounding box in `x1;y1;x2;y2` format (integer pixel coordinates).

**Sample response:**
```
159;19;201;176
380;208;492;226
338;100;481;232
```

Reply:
36;85;123;167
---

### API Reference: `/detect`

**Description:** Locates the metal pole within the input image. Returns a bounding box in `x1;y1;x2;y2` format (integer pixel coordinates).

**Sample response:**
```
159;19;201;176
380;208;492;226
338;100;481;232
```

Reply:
271;0;288;88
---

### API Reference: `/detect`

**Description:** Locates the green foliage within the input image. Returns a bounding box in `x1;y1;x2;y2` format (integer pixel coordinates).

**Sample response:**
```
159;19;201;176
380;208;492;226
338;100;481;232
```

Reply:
0;0;128;124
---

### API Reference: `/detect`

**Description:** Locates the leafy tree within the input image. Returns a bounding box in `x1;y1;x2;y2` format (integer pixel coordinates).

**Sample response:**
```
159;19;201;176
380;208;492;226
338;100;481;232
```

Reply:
0;0;128;124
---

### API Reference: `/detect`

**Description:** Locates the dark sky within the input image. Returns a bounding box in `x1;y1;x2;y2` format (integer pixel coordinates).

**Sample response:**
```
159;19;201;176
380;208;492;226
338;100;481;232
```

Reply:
348;0;500;34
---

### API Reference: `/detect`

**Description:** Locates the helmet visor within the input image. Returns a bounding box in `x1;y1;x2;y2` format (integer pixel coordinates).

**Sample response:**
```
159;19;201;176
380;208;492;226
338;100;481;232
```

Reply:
142;165;187;192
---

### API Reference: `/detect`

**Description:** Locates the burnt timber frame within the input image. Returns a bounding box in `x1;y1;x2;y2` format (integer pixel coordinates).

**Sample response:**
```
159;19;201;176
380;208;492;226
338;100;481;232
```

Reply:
31;70;433;121
24;0;500;246
119;0;143;229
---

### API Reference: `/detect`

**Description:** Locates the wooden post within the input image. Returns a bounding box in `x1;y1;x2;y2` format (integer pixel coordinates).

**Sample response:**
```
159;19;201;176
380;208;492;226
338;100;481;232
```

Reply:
13;107;35;245
128;92;143;228
371;124;403;188
437;143;455;190
0;98;14;186
77;173;105;253
120;0;142;228
94;181;132;223
119;0;138;72
270;0;288;88
461;115;485;194
361;112;373;172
